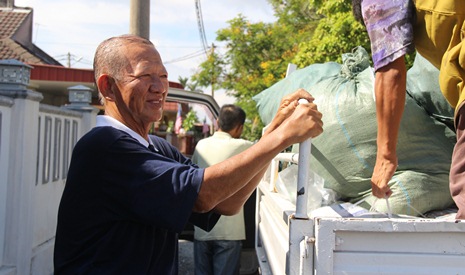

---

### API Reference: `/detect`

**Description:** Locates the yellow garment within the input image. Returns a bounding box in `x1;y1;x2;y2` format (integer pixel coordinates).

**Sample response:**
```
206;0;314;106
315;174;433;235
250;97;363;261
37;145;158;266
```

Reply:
414;0;465;120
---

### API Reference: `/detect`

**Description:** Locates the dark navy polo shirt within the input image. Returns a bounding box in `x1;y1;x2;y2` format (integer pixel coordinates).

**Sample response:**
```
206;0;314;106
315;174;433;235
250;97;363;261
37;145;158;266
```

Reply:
54;127;219;274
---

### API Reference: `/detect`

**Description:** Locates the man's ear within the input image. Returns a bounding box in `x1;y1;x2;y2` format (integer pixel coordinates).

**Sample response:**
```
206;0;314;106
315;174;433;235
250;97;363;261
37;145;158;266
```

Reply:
237;124;244;136
231;124;244;138
97;74;116;102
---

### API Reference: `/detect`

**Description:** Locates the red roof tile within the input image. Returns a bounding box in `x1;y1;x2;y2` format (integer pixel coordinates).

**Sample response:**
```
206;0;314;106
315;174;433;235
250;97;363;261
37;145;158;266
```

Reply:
0;7;61;65
0;38;43;63
0;9;30;38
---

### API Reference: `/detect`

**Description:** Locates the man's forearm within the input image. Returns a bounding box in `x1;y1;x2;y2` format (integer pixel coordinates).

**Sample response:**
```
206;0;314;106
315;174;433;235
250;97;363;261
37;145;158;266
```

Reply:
375;57;407;159
370;56;407;198
213;164;268;215
192;129;286;213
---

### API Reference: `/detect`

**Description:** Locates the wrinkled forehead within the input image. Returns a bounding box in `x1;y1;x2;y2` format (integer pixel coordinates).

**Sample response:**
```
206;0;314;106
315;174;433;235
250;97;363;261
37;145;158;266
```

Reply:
120;43;167;74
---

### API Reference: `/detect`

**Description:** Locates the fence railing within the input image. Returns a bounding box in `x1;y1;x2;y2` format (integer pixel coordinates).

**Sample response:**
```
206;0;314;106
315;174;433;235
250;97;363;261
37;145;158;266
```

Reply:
0;60;98;275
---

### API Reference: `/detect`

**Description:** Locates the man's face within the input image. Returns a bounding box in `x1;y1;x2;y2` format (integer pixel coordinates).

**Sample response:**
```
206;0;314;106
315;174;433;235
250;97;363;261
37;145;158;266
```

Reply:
112;43;169;127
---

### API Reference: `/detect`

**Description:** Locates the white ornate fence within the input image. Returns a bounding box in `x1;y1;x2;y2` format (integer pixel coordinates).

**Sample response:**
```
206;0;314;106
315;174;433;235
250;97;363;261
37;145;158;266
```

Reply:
0;60;98;275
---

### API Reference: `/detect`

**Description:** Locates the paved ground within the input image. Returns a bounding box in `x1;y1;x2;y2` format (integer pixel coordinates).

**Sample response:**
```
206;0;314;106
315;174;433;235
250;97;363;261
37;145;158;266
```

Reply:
179;240;195;275
178;240;260;275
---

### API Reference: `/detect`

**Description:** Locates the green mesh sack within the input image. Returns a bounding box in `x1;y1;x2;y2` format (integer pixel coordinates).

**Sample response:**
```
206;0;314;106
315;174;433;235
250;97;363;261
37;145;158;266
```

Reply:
253;62;341;125
406;52;455;132
254;46;455;216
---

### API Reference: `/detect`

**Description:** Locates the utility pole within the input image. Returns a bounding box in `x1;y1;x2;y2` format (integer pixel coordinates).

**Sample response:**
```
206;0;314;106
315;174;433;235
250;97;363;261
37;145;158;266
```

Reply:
129;0;150;39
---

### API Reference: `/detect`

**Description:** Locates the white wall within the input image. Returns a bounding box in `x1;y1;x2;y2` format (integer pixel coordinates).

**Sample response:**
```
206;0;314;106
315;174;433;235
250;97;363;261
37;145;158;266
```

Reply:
0;98;13;273
0;88;97;275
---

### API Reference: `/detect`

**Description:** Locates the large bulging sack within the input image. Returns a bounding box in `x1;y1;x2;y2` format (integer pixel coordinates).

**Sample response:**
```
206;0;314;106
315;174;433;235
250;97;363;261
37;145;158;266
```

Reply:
254;47;455;216
406;52;455;134
253;62;341;126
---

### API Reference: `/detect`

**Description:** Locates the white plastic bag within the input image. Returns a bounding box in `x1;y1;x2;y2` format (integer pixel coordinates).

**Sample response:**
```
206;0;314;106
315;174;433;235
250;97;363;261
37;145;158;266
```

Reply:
275;164;337;213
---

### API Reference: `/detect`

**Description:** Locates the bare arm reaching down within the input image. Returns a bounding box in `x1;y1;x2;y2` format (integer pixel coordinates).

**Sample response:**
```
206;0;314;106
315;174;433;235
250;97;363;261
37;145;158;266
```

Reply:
371;57;407;198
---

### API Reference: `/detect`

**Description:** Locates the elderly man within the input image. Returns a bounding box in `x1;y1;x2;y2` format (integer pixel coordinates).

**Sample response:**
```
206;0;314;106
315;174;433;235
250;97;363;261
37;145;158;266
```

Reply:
53;34;323;274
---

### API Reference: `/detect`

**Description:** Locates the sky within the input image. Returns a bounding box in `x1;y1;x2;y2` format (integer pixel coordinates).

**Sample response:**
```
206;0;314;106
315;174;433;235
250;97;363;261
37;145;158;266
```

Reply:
14;0;277;106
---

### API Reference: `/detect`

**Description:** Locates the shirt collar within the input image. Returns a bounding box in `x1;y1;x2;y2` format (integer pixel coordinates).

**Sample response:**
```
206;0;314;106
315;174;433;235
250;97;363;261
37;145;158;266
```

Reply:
213;131;233;138
95;115;155;149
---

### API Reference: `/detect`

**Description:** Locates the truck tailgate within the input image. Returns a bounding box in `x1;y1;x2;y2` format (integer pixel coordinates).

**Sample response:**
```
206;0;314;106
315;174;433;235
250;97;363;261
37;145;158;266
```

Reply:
314;217;465;274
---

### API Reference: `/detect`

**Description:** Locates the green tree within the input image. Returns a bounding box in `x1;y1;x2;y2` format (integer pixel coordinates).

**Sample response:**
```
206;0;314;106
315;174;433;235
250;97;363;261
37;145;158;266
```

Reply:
182;110;199;132
193;5;318;140
178;76;189;88
293;0;370;66
294;0;414;67
191;47;225;97
178;76;201;92
192;0;413;140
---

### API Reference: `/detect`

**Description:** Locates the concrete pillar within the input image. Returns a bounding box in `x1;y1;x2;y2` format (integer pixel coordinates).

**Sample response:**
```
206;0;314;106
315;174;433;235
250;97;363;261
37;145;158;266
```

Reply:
129;0;150;39
63;85;99;136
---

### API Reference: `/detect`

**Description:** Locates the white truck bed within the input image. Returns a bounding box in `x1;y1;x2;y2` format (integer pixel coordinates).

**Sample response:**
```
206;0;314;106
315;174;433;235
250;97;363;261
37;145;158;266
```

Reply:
255;155;465;275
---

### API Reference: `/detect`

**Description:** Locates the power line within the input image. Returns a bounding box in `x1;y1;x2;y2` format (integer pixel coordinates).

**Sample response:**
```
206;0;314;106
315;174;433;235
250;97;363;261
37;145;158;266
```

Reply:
54;52;92;68
164;49;207;64
195;0;209;55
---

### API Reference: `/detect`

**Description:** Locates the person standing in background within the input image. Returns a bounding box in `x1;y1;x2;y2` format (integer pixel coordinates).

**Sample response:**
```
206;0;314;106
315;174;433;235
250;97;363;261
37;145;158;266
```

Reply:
192;104;253;275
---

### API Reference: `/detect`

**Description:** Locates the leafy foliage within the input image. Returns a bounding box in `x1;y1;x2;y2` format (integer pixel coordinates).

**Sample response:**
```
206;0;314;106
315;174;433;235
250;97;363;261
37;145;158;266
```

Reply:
192;5;318;140
294;0;414;67
293;6;370;65
182;110;199;131
178;76;201;92
191;0;414;140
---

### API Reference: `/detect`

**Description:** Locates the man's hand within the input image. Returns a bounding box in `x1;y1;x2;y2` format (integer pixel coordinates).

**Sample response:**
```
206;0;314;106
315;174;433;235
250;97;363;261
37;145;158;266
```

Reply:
199;89;322;214
371;155;397;198
265;88;323;146
265;88;318;135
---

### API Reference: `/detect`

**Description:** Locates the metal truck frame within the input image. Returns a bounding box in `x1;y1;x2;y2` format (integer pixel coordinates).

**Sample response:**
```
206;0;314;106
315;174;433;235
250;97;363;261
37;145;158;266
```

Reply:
255;146;465;275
